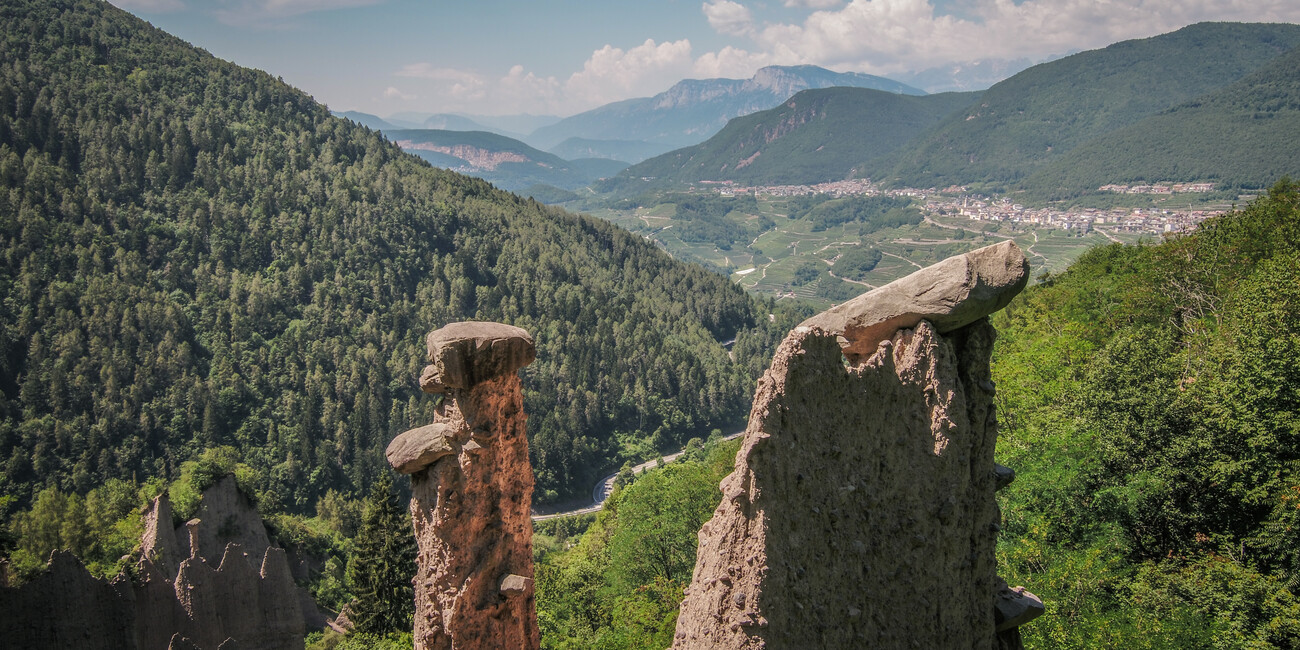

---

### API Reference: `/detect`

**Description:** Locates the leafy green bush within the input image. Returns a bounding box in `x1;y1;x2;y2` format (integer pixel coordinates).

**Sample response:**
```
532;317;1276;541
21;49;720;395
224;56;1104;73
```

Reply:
992;179;1300;647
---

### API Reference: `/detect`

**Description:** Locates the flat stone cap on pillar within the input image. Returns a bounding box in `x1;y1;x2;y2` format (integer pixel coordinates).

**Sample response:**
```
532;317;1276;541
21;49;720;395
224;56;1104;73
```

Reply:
386;422;459;474
419;321;537;393
799;240;1029;361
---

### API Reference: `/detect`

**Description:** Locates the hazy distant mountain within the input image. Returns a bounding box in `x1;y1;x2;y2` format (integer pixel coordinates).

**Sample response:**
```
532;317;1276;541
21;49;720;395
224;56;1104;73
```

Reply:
381;112;560;140
333;110;397;131
469;113;561;135
892;58;1042;93
1026;43;1300;195
607;87;977;189
548;137;676;164
529;65;925;150
388;129;626;191
421;113;492;132
865;22;1300;188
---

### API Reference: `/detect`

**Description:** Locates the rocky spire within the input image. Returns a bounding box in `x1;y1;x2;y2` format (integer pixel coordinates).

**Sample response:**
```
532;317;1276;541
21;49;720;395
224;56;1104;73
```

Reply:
387;321;540;650
672;242;1042;649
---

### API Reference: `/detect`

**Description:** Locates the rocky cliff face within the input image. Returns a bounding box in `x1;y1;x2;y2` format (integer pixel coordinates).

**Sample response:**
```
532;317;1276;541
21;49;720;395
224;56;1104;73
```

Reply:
387;321;540;650
1;477;322;649
673;242;1042;649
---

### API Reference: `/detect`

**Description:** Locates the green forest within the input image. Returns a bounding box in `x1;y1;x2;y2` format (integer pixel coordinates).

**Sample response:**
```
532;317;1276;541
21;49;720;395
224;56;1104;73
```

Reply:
868;22;1300;190
606;87;977;188
534;435;740;649
991;180;1300;647
1023;44;1300;198
0;0;785;527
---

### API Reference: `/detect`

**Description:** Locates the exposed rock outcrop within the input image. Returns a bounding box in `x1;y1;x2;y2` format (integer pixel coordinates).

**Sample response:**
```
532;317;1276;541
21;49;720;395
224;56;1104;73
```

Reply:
673;242;1041;649
0;551;136;648
388;321;540;650
1;478;324;649
801;239;1030;362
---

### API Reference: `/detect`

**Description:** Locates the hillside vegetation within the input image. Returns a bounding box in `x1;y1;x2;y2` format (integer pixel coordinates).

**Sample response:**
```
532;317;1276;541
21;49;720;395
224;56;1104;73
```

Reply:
0;0;779;521
992;180;1300;646
867;22;1300;189
608;87;977;188
534;435;741;649
1026;45;1300;197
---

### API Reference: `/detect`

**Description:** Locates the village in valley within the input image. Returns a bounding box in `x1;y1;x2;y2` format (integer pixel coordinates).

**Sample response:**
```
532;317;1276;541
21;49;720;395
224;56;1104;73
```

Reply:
707;178;1227;237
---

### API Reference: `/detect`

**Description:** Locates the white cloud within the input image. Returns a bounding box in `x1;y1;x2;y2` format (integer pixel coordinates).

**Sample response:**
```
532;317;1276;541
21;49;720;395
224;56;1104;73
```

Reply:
393;39;699;115
703;1;756;37
385;0;1300;116
109;0;185;11
736;0;1300;75
396;64;483;84
564;39;696;108
692;46;777;79
382;86;415;101
783;0;843;8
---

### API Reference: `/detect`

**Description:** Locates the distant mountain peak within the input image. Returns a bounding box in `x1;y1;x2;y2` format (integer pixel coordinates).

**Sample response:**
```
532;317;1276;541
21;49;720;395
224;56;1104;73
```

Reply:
531;65;922;149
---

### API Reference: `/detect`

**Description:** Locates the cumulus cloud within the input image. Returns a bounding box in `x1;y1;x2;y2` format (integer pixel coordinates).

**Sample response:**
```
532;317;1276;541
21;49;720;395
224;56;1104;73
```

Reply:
396;64;483;83
692;46;777;79
382;86;415;101
388;0;1300;116
726;0;1300;75
783;0;843;8
565;39;696;107
703;1;756;37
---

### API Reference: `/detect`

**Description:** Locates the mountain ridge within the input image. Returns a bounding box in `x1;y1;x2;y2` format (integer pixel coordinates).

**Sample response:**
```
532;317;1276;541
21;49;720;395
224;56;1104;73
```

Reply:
865;21;1300;189
1023;43;1300;195
607;87;978;188
529;64;925;150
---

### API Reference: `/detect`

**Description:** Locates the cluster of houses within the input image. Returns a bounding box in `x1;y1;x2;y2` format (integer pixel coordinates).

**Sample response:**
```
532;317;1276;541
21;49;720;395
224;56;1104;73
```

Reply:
928;196;1221;235
703;179;1225;237
1099;182;1216;194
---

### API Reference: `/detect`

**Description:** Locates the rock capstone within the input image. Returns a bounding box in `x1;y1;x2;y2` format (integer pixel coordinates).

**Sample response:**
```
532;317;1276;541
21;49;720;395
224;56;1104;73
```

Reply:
392;321;540;650
419;321;536;393
800;240;1029;362
386;422;459;474
673;245;1038;649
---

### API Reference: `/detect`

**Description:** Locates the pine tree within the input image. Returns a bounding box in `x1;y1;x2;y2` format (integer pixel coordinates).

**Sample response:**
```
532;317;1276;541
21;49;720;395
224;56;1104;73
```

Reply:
346;474;417;635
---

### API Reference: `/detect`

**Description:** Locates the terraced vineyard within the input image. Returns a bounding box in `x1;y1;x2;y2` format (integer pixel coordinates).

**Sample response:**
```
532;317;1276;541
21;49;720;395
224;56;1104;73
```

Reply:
591;196;1144;309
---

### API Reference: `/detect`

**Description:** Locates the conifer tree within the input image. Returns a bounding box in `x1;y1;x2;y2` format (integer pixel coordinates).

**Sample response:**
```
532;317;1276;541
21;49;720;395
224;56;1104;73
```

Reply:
346;474;416;635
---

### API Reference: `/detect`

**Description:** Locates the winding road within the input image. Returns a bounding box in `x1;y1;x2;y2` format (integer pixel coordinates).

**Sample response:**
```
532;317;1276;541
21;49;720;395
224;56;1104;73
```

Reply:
531;430;746;521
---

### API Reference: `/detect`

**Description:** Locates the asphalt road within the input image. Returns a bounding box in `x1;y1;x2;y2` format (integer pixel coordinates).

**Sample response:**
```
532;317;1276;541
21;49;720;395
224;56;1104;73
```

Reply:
531;429;745;521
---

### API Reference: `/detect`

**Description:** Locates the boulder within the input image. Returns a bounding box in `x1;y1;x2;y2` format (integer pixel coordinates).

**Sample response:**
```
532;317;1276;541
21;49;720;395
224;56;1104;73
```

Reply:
800;240;1029;362
994;579;1046;632
420;321;536;393
386;422;460;474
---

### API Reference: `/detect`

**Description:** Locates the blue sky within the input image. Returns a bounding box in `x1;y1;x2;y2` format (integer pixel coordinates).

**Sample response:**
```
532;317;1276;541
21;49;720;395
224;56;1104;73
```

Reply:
114;0;1300;118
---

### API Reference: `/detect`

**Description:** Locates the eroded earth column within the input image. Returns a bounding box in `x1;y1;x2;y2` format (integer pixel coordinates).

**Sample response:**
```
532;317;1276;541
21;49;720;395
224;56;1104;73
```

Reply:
386;321;539;650
673;241;1044;649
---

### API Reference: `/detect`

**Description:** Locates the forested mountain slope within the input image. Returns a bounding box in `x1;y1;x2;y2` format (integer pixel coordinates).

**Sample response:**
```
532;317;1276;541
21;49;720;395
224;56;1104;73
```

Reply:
0;0;776;514
608;87;977;188
991;180;1300;646
1024;44;1300;197
868;22;1300;188
384;128;623;191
